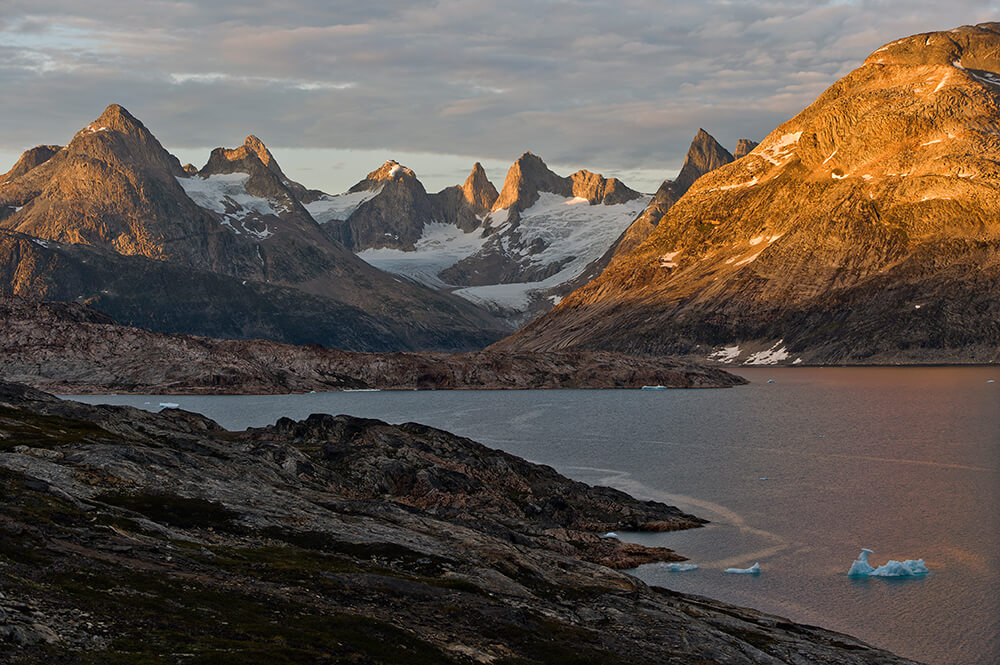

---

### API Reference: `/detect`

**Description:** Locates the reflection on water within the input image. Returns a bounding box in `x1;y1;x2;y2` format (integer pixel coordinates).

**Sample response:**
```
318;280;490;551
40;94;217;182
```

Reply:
66;367;1000;665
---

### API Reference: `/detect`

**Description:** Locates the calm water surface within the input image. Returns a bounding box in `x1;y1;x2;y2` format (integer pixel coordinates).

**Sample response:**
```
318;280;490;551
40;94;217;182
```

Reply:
67;367;1000;665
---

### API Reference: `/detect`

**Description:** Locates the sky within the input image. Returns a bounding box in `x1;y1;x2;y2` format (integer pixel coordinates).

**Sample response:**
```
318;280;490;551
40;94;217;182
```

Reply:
1;1;997;193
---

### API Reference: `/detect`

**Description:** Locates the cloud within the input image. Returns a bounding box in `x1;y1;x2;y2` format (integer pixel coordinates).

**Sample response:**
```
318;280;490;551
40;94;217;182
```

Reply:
1;0;998;192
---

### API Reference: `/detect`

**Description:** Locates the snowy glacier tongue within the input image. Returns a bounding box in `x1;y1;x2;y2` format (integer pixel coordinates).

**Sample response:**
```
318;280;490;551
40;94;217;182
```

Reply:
848;548;929;577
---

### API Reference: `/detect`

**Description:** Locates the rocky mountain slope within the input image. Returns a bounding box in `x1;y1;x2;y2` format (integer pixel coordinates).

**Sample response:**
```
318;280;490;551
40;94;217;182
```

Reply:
0;382;918;664
0;296;744;393
496;23;1000;365
0;106;508;351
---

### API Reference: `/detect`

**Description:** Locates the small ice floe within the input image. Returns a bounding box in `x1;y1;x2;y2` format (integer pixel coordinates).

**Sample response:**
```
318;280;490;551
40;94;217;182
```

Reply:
724;562;761;574
640;385;668;390
600;532;619;539
661;562;699;572
847;548;929;577
988;379;996;384
158;402;180;409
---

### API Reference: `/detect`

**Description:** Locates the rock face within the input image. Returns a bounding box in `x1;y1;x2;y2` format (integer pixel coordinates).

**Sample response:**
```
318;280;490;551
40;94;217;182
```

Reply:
321;160;442;250
0;106;510;351
671;128;735;195
734;138;760;159
431;162;500;232
0;295;746;393
0;145;62;185
496;24;1000;365
0;382;919;664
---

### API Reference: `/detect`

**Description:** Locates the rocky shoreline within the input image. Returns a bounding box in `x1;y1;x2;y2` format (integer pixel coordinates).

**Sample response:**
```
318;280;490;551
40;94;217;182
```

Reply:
0;382;919;663
0;297;745;394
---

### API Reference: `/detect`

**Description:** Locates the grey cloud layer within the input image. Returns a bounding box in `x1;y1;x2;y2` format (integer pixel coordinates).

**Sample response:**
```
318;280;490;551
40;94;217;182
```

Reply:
2;1;998;175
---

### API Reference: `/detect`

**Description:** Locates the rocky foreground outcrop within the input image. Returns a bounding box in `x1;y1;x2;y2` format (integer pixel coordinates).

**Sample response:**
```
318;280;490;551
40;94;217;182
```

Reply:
0;382;917;664
0;296;744;393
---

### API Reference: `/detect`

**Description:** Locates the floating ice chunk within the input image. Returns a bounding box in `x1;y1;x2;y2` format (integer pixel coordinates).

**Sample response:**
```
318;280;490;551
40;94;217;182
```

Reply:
847;548;929;577
661;562;698;572
987;379;995;383
601;532;619;539
640;385;668;390
158;402;180;409
724;562;760;574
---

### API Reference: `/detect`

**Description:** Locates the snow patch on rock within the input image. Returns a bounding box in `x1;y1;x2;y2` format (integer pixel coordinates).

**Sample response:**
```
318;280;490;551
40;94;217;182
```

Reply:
745;341;790;365
305;187;384;224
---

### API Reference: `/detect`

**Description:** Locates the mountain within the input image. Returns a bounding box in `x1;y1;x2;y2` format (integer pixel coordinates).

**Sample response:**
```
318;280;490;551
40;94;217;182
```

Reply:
495;23;1000;365
670;128;735;195
312;160;442;250
554;128;757;296
431;161;499;231
733;138;760;159
350;153;649;324
0;105;508;351
0;145;61;185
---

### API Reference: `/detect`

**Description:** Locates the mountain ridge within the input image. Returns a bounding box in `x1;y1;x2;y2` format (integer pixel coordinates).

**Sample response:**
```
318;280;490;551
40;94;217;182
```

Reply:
493;23;1000;364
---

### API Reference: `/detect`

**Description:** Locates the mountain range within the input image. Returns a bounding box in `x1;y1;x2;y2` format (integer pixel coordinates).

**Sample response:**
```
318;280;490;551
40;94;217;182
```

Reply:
0;103;748;342
496;23;1000;365
0;106;506;351
3;23;998;364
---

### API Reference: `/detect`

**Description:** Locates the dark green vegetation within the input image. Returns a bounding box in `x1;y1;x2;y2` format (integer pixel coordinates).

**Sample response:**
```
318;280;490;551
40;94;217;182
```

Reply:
0;382;919;664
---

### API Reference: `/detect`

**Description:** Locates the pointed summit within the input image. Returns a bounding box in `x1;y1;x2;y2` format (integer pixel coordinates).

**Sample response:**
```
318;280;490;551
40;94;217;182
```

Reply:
671;129;734;195
462;162;499;211
733;139;759;159
241;135;285;178
493;152;572;211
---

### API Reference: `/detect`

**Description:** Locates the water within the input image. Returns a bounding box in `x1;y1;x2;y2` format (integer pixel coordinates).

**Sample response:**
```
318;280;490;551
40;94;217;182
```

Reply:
67;367;1000;665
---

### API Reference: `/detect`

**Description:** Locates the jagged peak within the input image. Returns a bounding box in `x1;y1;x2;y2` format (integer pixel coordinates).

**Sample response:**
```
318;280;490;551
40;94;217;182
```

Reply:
493;152;569;211
199;135;293;184
672;128;735;195
568;170;641;205
241;135;282;175
733;139;759;160
462;162;498;211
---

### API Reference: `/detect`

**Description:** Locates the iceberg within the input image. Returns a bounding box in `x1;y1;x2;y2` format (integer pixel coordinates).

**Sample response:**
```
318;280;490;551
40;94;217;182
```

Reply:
660;562;699;572
640;385;668;390
847;548;929;577
723;562;761;574
601;532;619;539
158;402;180;409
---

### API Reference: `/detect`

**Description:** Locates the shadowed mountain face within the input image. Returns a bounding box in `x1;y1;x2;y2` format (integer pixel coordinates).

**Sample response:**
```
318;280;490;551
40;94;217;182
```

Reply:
495;23;1000;365
0;106;509;351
